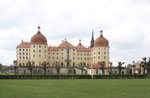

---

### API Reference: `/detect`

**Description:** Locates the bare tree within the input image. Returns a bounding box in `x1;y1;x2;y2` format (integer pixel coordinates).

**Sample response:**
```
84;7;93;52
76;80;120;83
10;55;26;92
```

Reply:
0;63;2;71
109;62;113;75
42;62;49;75
98;61;105;75
141;57;150;75
117;62;125;75
27;61;35;75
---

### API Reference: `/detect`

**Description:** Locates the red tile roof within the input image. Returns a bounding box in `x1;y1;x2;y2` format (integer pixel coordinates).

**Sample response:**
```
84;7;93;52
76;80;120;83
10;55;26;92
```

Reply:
135;64;141;70
77;47;92;52
88;62;109;69
76;43;85;48
48;47;59;51
58;40;75;48
76;43;92;52
16;42;30;48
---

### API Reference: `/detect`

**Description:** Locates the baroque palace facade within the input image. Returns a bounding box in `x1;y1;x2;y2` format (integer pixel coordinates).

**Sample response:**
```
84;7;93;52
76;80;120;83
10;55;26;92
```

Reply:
16;26;110;75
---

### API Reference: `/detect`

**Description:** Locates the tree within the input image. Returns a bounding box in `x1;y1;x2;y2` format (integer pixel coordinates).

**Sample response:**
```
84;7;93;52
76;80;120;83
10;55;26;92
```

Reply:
13;60;17;75
0;63;2;71
117;62;125;75
109;62;113;75
80;62;86;74
141;57;150;75
42;62;49;75
53;62;61;74
98;61;105;75
27;61;35;75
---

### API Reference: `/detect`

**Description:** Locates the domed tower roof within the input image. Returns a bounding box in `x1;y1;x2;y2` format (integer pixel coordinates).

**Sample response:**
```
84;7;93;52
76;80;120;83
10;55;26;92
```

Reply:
94;30;109;47
31;26;47;44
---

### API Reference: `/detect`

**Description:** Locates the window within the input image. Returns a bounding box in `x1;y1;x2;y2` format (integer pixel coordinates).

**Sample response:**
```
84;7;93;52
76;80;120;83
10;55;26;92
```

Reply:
48;52;50;55
104;52;106;55
61;57;63;60
78;53;79;56
53;57;55;60
53;52;55;55
104;56;106;59
56;57;58;60
81;57;82;60
33;50;35;52
81;53;82;56
45;55;46;58
104;48;106;50
23;49;24;51
98;48;100;50
78;57;79;60
84;57;86;60
44;50;46;53
87;57;89;60
98;52;100;54
56;53;58;55
84;53;86;56
26;49;28;51
98;56;100;59
26;53;28;55
39;54;41;58
73;57;75;60
44;45;46;48
48;56;50;60
39;50;41;53
33;45;35;48
61;49;63;51
73;49;75;51
33;54;35;58
39;45;41;48
19;49;21;51
26;57;28;60
61;53;63;55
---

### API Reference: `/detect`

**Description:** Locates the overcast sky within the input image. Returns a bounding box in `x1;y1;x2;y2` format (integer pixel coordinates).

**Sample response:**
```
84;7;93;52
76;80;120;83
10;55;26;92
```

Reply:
0;0;150;66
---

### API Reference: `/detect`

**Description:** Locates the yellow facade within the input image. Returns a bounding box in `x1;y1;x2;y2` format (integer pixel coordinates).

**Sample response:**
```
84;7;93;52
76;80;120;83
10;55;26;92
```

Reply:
16;27;109;68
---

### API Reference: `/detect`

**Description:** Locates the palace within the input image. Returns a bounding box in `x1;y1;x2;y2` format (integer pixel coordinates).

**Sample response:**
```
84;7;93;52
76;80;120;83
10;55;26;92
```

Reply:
16;26;110;75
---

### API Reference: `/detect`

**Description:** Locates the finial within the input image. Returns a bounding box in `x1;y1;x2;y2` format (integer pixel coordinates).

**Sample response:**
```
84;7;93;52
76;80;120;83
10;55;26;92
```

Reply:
100;30;103;37
38;26;41;33
21;39;23;43
79;39;81;44
65;38;67;41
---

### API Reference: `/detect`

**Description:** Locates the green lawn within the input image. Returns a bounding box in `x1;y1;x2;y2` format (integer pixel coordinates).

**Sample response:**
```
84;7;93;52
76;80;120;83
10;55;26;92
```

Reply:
0;79;150;98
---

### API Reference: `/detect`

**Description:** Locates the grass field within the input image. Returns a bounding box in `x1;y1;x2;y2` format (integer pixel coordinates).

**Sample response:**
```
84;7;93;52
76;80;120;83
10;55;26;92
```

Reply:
0;79;150;98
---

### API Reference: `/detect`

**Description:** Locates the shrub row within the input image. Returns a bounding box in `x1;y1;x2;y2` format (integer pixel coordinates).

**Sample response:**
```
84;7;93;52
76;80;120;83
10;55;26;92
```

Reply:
0;75;91;79
93;74;146;79
0;74;146;79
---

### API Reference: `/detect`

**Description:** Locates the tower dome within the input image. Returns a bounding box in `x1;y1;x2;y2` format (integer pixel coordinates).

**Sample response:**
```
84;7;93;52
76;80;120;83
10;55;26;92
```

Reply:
31;26;47;44
94;30;109;47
